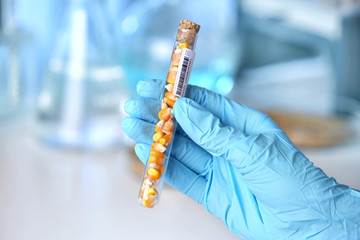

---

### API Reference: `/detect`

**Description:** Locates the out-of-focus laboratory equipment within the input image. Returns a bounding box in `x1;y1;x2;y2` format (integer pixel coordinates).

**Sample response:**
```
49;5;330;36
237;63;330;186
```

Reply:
15;0;68;96
0;0;34;118
115;0;241;96
336;5;360;104
230;0;360;148
36;0;127;150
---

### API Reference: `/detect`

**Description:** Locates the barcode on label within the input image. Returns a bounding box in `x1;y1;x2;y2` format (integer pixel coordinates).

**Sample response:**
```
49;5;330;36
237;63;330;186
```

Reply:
173;49;195;97
176;56;189;96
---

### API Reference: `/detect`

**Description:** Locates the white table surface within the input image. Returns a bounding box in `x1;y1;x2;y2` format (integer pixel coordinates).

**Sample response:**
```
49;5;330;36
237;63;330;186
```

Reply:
0;117;240;240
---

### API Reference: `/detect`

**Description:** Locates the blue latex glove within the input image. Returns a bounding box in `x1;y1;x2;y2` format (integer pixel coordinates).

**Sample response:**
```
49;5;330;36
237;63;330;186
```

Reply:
122;79;360;240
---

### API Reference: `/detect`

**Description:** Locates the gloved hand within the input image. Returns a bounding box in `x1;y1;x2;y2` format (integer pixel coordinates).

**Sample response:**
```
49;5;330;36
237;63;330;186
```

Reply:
122;79;360;240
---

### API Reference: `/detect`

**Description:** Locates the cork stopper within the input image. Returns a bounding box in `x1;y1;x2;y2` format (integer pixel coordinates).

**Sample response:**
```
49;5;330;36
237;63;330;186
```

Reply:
179;20;200;33
176;20;200;46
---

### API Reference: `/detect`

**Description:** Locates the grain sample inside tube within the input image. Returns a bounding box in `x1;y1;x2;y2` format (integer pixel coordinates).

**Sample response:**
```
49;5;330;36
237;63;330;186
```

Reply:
138;20;200;208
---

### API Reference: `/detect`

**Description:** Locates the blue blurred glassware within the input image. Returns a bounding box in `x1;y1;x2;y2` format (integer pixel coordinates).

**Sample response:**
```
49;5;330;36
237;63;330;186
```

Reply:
335;7;360;105
0;0;34;118
115;0;242;96
36;0;128;149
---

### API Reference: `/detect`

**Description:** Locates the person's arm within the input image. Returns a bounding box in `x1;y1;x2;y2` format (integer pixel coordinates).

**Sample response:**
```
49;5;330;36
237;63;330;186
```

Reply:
122;79;360;240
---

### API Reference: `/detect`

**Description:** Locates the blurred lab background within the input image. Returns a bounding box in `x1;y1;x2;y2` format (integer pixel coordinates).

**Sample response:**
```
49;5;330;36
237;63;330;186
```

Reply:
0;0;360;240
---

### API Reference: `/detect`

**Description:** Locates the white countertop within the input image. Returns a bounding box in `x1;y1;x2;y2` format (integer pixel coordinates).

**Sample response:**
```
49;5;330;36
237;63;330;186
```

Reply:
0;118;239;240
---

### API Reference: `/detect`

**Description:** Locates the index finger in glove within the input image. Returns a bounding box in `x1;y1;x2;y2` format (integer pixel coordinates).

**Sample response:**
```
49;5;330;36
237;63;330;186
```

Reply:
136;79;165;100
186;85;279;135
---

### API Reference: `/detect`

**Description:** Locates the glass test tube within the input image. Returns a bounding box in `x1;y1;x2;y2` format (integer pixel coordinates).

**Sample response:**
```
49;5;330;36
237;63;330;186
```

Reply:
138;20;200;208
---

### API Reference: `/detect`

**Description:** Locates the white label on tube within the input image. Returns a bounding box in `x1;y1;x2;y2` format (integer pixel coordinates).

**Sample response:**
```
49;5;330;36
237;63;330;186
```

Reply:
173;48;195;97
